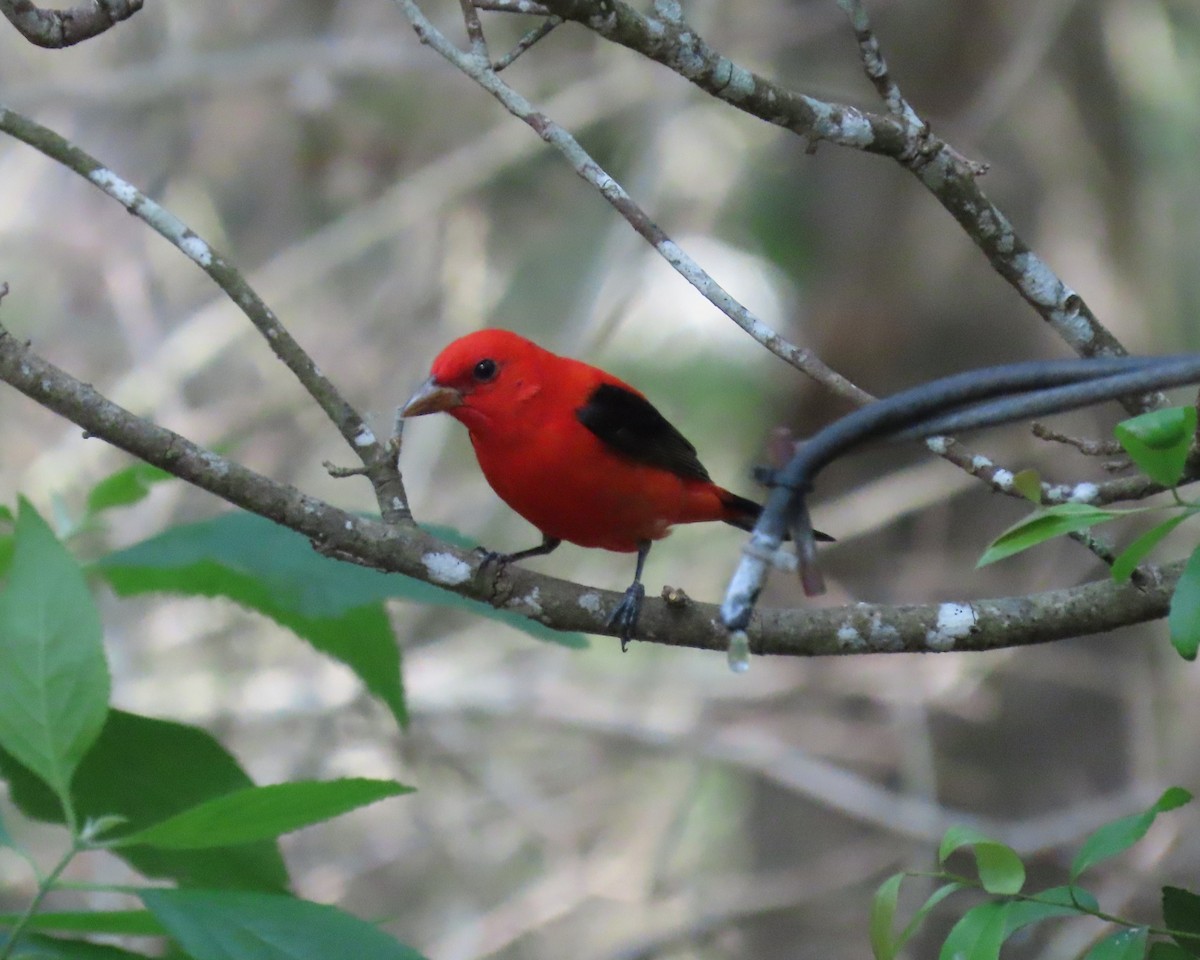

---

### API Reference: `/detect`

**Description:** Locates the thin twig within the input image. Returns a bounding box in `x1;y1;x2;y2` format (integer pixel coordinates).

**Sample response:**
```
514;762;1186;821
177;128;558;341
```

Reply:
492;16;561;70
394;0;866;402
0;0;141;48
1032;422;1125;457
722;355;1200;633
836;0;922;130
0;104;411;526
474;0;550;13
520;0;1151;401
457;0;490;60
0;325;1184;655
391;0;1160;525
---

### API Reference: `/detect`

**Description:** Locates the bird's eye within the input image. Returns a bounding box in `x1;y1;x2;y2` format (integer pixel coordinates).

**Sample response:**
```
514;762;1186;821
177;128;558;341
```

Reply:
473;358;498;382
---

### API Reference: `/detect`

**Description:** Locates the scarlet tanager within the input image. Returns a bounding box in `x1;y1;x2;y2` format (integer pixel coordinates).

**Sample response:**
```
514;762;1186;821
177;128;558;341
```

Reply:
402;329;830;648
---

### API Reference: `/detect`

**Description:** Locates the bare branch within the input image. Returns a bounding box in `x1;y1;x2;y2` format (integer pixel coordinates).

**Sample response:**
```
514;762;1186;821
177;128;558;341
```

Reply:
391;0;1166;553
393;0;867;403
0;104;411;525
0;325;1181;656
518;0;1147;391
0;0;142;48
1032;422;1127;458
836;0;923;129
457;0;489;60
492;16;560;71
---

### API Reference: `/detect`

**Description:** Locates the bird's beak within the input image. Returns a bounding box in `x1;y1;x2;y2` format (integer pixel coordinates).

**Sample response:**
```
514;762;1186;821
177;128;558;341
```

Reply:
401;376;464;417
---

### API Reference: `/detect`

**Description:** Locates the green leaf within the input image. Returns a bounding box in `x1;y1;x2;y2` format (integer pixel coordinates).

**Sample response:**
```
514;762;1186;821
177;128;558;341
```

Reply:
1169;547;1200;660
1012;469;1043;504
0;932;147;959
93;512;408;727
0;709;288;891
86;462;174;515
1115;407;1197;487
1162;887;1200;957
141;889;428;960
938;826;1025;895
1113;515;1192;582
0;807;14;849
1004;885;1099;938
0;910;163;937
938;900;1010;960
114;778;412;850
1072;789;1192;883
870;872;903;960
1083;927;1148;960
0;504;15;580
978;503;1121;567
0;499;109;812
1150;942;1197;960
896;882;964;955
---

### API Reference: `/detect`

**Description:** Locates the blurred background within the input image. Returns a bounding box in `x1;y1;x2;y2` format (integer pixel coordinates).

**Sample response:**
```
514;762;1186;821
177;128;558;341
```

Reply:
2;0;1200;956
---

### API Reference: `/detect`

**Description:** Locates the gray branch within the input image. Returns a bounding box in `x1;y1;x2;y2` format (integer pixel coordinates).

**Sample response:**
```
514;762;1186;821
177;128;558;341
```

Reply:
0;0;142;48
0;326;1178;655
518;0;1140;378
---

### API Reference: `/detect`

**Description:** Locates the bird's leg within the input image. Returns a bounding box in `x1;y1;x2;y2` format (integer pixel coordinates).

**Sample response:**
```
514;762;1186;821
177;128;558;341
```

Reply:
607;539;650;652
480;535;561;568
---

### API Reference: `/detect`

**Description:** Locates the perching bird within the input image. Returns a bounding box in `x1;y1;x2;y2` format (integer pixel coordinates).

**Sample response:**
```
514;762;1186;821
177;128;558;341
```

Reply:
402;328;830;649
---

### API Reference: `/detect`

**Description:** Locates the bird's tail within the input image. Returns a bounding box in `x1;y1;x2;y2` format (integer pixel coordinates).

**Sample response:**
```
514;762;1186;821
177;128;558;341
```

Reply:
719;489;835;543
719;490;769;533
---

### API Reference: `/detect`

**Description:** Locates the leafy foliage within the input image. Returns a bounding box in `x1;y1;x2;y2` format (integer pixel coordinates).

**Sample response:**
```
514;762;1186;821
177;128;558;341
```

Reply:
981;406;1200;661
0;499;109;819
872;790;1194;960
0;500;427;959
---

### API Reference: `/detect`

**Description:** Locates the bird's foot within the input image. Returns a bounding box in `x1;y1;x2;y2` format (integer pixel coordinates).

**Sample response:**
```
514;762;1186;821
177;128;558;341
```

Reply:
606;581;645;652
477;547;512;570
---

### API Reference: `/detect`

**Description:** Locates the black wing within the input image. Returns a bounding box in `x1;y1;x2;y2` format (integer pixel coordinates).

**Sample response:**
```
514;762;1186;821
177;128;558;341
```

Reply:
575;382;712;482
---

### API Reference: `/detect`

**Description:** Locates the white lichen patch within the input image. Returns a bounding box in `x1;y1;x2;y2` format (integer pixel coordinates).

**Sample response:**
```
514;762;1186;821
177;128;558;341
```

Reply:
515;587;543;616
971;454;994;471
88;167;139;207
1067;482;1100;503
925;435;950;455
709;57;755;100
808;99;876;147
991;469;1015;491
200;450;229;476
674;32;706;78
179;233;213;267
422;552;471;586
354;426;377;447
651;0;681;21
836;622;865;649
926;603;976;651
577;591;603;615
868;613;903;651
1012;252;1064;306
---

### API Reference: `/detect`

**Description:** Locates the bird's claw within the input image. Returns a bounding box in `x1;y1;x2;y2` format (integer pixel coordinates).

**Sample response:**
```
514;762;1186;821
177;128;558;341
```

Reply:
606;582;645;652
477;547;510;570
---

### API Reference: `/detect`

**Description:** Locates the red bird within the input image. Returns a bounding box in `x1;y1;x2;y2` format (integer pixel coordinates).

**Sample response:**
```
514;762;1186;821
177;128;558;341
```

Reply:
402;329;828;648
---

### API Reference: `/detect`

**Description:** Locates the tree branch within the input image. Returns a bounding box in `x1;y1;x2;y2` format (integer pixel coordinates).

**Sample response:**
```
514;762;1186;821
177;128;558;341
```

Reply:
507;0;1143;380
0;103;411;525
0;325;1179;655
0;0;141;48
393;0;1185;590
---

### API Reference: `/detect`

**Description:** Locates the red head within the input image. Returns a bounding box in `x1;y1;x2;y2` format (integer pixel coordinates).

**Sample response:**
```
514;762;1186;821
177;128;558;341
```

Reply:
401;329;553;434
